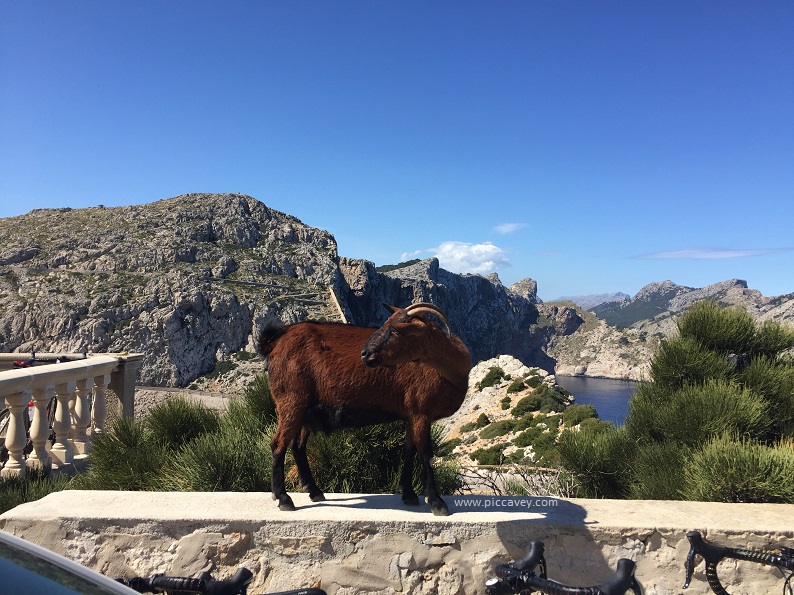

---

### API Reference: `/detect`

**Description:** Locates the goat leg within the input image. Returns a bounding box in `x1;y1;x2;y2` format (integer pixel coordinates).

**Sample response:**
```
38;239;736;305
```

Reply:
399;441;419;506
422;451;449;516
411;420;450;516
271;435;296;511
292;430;326;502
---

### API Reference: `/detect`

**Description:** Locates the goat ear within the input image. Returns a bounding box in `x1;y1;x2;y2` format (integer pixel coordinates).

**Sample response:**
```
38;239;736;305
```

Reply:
382;303;400;315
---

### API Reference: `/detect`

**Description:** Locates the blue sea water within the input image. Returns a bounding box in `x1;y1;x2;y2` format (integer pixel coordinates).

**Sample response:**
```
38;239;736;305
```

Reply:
555;376;636;426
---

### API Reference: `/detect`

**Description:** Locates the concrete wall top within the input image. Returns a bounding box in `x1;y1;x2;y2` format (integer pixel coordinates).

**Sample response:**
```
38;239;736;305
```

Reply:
2;492;793;594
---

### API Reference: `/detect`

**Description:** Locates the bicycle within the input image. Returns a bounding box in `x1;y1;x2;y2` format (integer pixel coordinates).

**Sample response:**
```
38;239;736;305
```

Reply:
485;540;642;595
683;530;794;595
116;567;327;595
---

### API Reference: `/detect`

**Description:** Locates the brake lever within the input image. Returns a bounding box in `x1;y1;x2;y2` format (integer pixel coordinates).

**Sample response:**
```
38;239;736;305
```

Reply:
683;542;698;589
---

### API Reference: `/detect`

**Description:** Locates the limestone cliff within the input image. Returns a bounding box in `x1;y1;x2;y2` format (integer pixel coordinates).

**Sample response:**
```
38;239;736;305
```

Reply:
0;194;564;387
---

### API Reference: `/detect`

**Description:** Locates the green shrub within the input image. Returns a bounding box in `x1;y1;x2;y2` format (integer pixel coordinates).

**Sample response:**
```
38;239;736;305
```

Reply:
739;357;794;437
514;413;537;431
145;397;220;449
578;417;614;433
677;301;756;357
479;419;516;439
459;421;478;433
543;415;562;430
628;441;688;500
500;396;512;410
210;359;237;378
74;417;166;491
563;404;598;427
470;444;507;465
475;413;491;428
445;437;462;451
530;432;561;466
525;375;542;388
0;469;71;515
557;425;634;498
157;419;274;492
682;434;794;503
515;427;541;448
625;379;768;447
537;384;568;413
242;373;278;427
506;379;526;394
511;395;541;417
752;320;794;359
477;366;505;390
650;336;734;391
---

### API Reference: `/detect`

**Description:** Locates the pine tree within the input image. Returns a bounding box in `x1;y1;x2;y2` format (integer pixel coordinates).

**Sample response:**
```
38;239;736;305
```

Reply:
559;301;794;502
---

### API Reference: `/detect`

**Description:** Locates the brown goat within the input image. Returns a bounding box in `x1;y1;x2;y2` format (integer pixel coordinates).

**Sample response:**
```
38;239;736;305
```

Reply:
257;302;471;515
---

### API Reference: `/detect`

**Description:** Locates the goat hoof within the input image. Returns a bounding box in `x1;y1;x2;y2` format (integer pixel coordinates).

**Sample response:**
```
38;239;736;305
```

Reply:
277;496;296;511
431;503;450;516
310;492;326;502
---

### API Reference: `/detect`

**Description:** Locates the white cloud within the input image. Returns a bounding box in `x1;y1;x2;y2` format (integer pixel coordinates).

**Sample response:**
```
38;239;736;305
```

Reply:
434;241;510;274
639;248;779;260
399;249;424;261
494;222;527;235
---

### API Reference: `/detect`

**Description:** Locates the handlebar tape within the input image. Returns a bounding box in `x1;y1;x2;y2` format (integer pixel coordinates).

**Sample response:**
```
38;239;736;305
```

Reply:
149;575;208;592
263;590;328;595
120;567;253;594
487;558;640;595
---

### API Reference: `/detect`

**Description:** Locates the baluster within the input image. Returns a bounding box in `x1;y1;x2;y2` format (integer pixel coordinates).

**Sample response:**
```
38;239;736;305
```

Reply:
72;378;93;456
1;389;31;478
50;381;75;468
26;385;53;471
92;373;110;436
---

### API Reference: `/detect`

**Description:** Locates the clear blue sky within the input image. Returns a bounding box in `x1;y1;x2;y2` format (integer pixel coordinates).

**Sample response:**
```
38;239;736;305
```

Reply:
2;1;792;300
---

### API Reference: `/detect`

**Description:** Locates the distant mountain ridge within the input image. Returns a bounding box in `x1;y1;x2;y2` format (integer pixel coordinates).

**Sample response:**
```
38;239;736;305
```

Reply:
592;279;794;330
552;292;630;310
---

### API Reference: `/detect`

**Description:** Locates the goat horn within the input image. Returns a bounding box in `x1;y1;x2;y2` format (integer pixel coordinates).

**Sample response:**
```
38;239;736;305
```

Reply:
405;303;451;337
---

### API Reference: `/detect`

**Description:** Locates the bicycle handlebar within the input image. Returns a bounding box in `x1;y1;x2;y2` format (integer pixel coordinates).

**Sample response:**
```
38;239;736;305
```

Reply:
119;568;253;594
486;545;641;595
683;530;794;595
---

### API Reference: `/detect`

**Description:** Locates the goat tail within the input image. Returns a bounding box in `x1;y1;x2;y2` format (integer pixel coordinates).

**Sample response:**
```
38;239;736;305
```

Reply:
256;318;286;370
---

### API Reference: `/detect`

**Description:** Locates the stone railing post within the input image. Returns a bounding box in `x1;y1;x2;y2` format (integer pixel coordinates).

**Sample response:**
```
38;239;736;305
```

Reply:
1;389;31;478
50;381;76;469
108;354;144;419
92;373;110;435
72;378;93;456
26;385;54;471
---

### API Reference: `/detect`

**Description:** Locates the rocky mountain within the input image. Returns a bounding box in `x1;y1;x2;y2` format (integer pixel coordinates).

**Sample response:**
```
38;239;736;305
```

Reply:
2;193;792;387
592;279;794;332
552;292;630;310
0;194;578;387
550;279;794;380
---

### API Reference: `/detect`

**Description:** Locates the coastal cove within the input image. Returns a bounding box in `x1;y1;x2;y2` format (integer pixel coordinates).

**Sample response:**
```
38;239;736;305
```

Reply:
555;375;636;426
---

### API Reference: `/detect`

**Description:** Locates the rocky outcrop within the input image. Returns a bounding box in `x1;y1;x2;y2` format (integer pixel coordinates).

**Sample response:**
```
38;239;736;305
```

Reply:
551;279;794;380
336;257;548;365
0;194;340;386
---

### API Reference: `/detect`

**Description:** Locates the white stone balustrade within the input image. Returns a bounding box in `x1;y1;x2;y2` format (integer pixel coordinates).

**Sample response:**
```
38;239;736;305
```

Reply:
0;354;137;479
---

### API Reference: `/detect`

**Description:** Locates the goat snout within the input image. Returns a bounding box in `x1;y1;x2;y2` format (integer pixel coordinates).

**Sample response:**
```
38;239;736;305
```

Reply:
361;348;378;366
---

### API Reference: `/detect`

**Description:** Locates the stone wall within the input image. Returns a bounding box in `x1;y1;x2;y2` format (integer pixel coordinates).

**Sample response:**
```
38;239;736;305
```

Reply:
2;492;792;594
